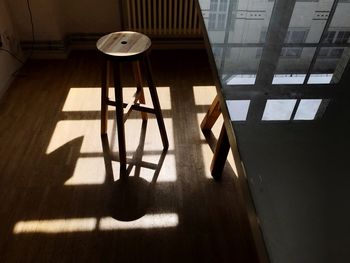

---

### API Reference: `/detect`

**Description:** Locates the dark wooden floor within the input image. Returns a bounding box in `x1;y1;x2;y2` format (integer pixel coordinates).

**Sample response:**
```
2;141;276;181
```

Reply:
0;50;258;262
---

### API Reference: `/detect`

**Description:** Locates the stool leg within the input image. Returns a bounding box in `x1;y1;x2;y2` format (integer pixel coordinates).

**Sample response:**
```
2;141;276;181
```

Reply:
201;95;221;131
210;124;230;180
133;61;148;121
142;56;169;150
101;60;109;134
113;62;127;172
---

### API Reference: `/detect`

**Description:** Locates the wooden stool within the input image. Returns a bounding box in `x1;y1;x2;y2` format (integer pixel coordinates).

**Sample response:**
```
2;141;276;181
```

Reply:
201;95;230;180
97;31;168;174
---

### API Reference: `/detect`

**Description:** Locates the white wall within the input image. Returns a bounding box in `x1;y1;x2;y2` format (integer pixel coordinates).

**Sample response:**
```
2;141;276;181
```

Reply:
6;0;63;41
5;0;122;41
0;0;22;97
60;0;120;35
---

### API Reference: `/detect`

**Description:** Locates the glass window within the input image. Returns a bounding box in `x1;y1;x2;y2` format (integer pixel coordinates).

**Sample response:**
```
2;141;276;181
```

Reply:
208;13;216;30
308;74;333;84
323;31;336;43
285;48;303;57
329;48;344;58
262;100;297;121
290;31;307;43
283;31;290;43
279;47;302;58
259;31;267;43
284;30;308;43
210;0;218;11
335;31;350;44
227;74;257;85
217;14;227;29
272;74;306;84
256;47;263;58
219;0;228;12
318;48;329;57
226;100;251;121
294;99;322;120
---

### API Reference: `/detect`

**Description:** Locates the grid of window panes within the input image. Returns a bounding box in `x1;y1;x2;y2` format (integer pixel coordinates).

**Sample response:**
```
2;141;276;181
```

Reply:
208;0;229;30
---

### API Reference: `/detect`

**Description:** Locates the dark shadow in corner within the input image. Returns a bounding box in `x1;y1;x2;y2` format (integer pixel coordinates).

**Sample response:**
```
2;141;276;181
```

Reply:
101;120;167;221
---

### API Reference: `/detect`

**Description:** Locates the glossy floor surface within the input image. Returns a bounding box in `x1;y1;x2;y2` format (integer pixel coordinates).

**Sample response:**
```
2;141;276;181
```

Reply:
0;50;258;262
198;0;350;261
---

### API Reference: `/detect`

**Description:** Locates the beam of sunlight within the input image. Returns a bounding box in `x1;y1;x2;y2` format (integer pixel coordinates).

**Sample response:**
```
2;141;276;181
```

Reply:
201;144;216;180
110;86;172;110
65;157;106;185
141;154;176;182
63;88;101;112
46;120;114;154
13;213;179;234
99;213;179;230
62;87;172;112
143;86;172;110
119;118;174;152
193;86;217;106
13;218;97;234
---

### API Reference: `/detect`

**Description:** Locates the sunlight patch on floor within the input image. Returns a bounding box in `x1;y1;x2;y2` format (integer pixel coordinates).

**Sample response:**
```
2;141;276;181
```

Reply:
193;86;216;106
143;86;172;110
117;118;174;151
62;87;172;112
46;120;114;154
108;153;176;182
13;213;179;234
200;144;214;179
63;87;101;112
141;154;176;182
13;218;97;234
65;157;106;185
99;213;179;230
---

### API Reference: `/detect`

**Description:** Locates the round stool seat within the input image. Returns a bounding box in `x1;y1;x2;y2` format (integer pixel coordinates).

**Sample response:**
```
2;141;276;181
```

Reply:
96;31;151;58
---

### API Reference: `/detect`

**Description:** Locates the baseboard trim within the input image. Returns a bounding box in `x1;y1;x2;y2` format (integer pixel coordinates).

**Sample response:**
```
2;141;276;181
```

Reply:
21;40;68;59
21;33;205;59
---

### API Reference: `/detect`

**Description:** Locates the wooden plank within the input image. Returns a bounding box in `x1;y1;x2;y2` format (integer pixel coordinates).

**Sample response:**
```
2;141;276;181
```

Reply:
200;95;221;131
210;124;230;180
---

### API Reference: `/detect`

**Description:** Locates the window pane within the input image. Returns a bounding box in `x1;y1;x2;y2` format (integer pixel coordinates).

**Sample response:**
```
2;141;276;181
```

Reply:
294;99;322;120
308;47;350;84
226;100;251;121
210;0;218;11
262;100;297;121
329;48;344;58
219;0;228;12
323;31;336;43
285;48;302;57
217;14;227;29
289;31;307;43
208;14;216;29
273;48;316;84
286;1;333;43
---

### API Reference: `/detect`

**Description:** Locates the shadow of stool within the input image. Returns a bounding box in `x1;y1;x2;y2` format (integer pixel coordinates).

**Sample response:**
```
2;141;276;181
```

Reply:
109;176;154;221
